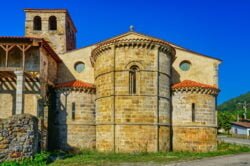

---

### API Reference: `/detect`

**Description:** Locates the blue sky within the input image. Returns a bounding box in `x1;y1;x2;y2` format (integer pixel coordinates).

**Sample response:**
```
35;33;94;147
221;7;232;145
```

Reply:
0;0;249;104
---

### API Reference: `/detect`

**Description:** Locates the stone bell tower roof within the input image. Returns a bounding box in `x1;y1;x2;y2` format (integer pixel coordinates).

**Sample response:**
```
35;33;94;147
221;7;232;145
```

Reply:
24;8;77;32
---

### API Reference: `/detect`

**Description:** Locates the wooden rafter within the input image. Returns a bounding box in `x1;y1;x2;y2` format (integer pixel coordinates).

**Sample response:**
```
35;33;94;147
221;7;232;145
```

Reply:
16;45;31;52
0;44;15;52
0;44;32;68
0;44;16;67
16;45;30;68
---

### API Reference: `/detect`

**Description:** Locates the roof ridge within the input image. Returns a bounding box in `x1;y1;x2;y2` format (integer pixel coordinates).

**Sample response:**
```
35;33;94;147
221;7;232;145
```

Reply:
172;80;218;89
232;121;250;128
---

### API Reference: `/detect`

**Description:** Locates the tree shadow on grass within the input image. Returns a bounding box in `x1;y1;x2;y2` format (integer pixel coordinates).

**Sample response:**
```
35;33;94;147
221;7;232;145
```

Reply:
46;148;80;165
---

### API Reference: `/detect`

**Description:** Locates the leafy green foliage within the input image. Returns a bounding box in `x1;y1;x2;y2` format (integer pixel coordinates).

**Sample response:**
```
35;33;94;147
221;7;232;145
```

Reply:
0;152;49;166
218;92;250;119
218;111;235;133
217;91;250;132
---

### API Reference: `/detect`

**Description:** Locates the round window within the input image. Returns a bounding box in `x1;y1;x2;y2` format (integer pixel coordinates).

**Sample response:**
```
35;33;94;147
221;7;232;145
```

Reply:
74;62;85;73
179;61;191;71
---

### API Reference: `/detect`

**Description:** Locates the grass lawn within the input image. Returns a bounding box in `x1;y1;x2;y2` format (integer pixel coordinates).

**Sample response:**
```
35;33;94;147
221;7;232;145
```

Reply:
1;142;250;166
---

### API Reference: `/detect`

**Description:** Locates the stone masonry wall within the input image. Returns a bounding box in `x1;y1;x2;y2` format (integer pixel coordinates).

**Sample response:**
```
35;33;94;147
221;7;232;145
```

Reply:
53;90;96;150
25;10;75;55
94;40;173;152
172;92;217;152
0;114;38;162
172;92;216;125
57;46;95;84
0;93;14;119
172;48;221;86
173;127;217;152
0;81;41;119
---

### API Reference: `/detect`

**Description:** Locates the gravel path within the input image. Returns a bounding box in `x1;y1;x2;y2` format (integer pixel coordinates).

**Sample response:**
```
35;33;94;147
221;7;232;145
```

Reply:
165;153;250;166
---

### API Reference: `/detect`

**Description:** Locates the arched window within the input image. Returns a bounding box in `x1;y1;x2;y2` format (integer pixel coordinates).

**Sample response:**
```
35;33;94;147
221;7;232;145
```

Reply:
49;16;57;30
129;65;139;94
33;16;41;30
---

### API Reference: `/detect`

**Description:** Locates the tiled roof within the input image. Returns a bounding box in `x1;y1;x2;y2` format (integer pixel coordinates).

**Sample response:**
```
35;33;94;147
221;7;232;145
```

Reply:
172;80;218;90
24;8;68;11
91;32;176;66
41;39;62;63
0;36;38;39
56;80;95;89
0;36;61;63
232;121;250;128
93;32;175;52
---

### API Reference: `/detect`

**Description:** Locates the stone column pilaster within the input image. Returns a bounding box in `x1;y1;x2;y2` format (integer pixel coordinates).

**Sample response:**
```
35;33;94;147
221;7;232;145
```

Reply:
14;70;24;115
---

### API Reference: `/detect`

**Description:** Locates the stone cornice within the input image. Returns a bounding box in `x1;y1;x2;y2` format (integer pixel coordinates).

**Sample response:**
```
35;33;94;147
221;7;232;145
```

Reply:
172;80;220;96
90;38;176;66
55;87;96;93
172;86;219;96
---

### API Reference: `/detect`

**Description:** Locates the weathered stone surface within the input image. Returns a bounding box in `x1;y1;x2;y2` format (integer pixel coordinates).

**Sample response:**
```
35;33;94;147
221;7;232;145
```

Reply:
94;38;173;152
25;9;76;55
172;48;220;86
0;8;221;154
172;92;217;152
52;90;96;150
172;92;216;125
173;127;217;152
0;114;38;162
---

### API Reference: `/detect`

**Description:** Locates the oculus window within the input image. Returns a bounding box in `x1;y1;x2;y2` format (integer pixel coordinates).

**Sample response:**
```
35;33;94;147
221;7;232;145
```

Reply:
179;61;191;71
74;62;85;73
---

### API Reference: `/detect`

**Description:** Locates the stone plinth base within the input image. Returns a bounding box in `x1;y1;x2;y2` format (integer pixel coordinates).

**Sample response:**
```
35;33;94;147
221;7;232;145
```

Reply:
173;126;217;152
96;124;170;153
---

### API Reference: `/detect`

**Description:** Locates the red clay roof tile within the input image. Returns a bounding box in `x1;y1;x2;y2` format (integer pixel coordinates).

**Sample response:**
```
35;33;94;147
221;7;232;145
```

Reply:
56;80;95;89
172;80;218;90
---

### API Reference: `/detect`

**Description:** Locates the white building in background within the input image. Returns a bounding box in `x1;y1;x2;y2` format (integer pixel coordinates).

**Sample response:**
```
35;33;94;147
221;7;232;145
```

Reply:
231;121;250;137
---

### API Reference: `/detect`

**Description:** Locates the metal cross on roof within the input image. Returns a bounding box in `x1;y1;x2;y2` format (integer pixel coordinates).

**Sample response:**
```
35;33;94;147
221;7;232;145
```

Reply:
129;25;135;32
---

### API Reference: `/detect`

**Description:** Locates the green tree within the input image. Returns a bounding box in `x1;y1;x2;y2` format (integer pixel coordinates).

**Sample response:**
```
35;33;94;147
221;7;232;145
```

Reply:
218;92;250;119
218;111;235;134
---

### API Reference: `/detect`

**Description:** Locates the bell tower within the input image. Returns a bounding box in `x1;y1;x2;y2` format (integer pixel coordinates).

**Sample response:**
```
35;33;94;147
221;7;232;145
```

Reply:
24;9;77;55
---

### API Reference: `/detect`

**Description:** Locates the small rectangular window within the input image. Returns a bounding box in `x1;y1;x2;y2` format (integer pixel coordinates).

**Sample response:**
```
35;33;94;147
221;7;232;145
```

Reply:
235;128;238;134
72;102;76;120
192;103;195;122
